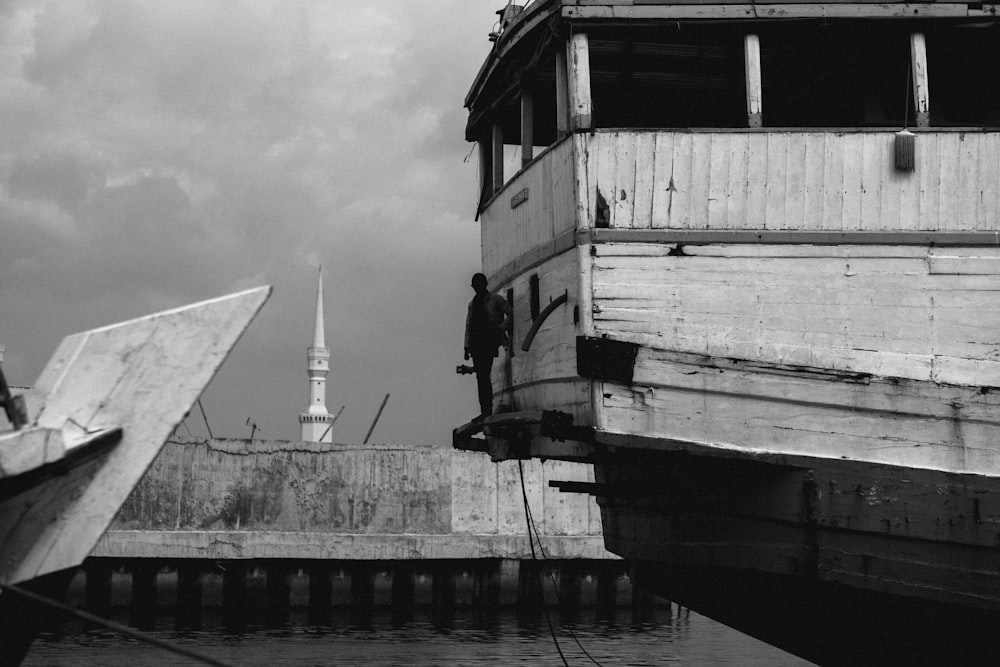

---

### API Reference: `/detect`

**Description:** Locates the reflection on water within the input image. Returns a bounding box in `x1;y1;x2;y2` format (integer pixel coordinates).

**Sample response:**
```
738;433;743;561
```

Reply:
24;606;814;666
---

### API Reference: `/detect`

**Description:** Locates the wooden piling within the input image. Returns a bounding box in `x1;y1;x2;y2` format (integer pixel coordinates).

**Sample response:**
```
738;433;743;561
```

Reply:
517;560;544;616
431;561;457;626
308;562;333;625
130;560;158;630
265;561;291;626
391;562;416;625
472;559;501;610
221;561;247;629
83;558;113;618
558;561;582;611
176;561;203;629
630;564;657;624
596;561;619;620
350;562;375;626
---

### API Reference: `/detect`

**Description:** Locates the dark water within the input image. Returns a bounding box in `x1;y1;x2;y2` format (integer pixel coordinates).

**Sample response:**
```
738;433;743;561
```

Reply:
23;608;813;666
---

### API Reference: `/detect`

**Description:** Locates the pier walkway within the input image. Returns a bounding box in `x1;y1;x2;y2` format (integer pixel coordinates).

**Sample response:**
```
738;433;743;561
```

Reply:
74;438;636;628
94;437;610;561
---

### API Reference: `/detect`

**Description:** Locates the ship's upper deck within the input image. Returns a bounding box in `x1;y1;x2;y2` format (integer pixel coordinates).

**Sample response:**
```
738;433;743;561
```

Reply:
467;1;1000;215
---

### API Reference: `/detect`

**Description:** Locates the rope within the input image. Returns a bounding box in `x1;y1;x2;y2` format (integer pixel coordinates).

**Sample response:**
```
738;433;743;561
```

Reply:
518;461;605;667
518;459;568;666
0;582;234;667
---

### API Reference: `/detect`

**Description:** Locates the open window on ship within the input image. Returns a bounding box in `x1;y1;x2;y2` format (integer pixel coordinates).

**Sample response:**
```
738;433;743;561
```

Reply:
469;17;1000;200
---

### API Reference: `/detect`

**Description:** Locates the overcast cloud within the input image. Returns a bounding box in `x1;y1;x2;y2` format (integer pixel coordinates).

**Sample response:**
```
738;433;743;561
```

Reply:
0;1;504;445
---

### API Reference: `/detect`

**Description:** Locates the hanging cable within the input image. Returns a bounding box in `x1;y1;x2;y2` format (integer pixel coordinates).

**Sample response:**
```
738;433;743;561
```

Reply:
520;465;604;667
518;459;569;667
0;582;235;667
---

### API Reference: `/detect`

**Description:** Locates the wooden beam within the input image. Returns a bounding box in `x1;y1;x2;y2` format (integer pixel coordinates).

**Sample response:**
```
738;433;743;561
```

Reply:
521;90;534;167
478;135;494;200
910;32;930;128
555;48;570;138
744;34;762;128
568;33;593;131
563;5;978;20
492;122;504;192
586;229;1000;246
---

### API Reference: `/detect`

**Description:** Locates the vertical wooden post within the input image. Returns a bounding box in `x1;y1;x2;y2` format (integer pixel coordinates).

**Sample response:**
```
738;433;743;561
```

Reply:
744;34;763;128
431;561;457;627
558;561;582;611
472;559;502;617
630;564;656;624
391;562;416;625
492;123;505;192
521;89;534;168
176;561;203;630
910;33;930;128
516;560;544;617
130;560;158;630
568;33;593;131
84;559;113;618
308;562;333;625
479;135;494;200
350;563;375;627
596;560;619;621
555;48;570;138
222;561;248;629
265;561;291;627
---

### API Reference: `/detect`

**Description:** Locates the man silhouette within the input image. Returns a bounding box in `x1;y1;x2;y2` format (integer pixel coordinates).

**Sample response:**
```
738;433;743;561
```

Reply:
464;273;507;418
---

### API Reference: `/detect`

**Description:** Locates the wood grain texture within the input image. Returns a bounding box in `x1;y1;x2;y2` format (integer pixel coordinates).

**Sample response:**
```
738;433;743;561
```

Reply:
578;130;1000;233
0;287;270;585
482;139;576;278
590;243;1000;386
490;250;592;424
596;342;1000;475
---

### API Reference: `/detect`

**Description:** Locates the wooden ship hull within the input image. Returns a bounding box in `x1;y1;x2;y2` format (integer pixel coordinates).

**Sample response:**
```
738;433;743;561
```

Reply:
0;287;270;663
454;2;1000;664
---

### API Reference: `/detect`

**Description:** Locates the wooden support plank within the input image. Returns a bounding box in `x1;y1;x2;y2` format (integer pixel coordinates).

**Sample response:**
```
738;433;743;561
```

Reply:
492;123;504;193
307;562;333;625
744;34;762;128
479;135;494;204
0;287;269;588
555;48;569;139
176;561;203;629
563;4;976;20
910;33;929;128
266;561;291;626
568;33;593;131
130;561;157;630
521;90;534;168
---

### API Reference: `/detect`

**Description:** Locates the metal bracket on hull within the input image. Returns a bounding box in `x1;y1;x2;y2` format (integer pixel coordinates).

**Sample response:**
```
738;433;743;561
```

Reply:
453;409;595;462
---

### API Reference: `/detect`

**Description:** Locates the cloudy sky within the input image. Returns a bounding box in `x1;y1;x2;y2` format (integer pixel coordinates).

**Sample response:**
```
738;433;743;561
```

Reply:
0;1;509;445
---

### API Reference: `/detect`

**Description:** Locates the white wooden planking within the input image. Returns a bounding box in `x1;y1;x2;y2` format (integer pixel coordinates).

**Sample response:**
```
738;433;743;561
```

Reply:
598;346;1000;476
490;250;591;423
481;139;576;278
579;130;1000;232
0;286;270;585
591;244;1000;387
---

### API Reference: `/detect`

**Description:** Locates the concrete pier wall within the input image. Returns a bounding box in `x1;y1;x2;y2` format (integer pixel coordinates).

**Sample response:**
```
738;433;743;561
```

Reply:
94;437;611;560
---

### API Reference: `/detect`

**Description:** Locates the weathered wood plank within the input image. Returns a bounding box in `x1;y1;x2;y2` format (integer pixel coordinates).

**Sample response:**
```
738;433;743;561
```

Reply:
591;246;1000;386
2;287;270;585
574;130;1000;234
563;4;978;20
568;33;593;131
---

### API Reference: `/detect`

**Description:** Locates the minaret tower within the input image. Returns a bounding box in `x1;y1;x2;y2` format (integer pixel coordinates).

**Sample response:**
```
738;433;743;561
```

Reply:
299;267;334;442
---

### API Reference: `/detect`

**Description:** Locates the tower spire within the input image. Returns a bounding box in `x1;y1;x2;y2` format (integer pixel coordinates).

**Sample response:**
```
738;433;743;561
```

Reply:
299;267;333;442
313;265;325;348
